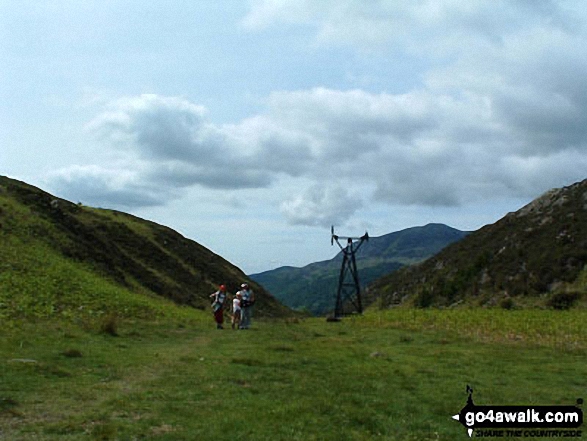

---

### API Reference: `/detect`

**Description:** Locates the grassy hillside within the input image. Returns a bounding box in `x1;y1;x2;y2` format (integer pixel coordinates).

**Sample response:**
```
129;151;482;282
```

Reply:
0;176;289;322
251;224;468;315
369;179;587;309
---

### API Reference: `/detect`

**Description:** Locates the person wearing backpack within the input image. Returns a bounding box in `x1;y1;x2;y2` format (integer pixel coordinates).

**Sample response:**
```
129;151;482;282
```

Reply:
237;283;255;329
210;284;227;329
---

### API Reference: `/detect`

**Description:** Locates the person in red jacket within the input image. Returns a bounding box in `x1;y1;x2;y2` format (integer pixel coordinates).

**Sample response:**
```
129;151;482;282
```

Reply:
209;285;227;329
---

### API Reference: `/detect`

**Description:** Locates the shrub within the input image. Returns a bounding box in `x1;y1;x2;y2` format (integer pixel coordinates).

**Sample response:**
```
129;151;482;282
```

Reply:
547;291;581;310
499;297;515;310
60;349;83;358
414;286;435;308
99;313;119;336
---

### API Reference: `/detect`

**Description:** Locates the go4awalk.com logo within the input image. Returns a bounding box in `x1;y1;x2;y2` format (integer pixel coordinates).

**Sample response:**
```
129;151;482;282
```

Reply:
452;386;583;438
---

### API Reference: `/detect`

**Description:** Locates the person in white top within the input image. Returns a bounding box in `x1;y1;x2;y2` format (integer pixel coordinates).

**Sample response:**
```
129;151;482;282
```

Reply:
232;292;242;329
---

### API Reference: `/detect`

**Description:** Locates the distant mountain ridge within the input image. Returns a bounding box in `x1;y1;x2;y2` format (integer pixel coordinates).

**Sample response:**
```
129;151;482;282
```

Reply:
369;179;587;309
250;223;468;315
0;176;288;319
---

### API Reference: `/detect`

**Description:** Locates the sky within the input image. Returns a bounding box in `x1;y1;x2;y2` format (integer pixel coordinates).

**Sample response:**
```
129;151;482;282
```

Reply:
2;1;587;274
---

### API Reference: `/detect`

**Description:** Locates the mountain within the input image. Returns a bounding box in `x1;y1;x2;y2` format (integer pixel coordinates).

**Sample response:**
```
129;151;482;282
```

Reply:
250;223;468;315
369;179;587;309
0;176;289;321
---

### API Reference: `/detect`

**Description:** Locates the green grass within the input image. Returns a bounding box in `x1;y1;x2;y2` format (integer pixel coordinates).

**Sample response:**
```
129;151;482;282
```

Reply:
1;310;586;440
1;176;289;317
364;308;587;351
0;234;195;325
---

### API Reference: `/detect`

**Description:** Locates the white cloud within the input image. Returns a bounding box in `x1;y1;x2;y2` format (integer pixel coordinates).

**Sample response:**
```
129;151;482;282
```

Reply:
46;94;285;209
43;1;587;227
86;94;217;161
48;71;587;221
45;164;176;209
242;0;577;51
280;184;363;227
256;83;587;205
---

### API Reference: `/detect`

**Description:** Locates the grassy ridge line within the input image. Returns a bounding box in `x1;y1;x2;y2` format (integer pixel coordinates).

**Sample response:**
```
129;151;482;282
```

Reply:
0;175;289;318
2;311;586;440
371;180;587;309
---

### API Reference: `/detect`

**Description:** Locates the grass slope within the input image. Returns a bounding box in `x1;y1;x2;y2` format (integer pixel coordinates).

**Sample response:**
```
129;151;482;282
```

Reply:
0;176;288;321
1;310;586;440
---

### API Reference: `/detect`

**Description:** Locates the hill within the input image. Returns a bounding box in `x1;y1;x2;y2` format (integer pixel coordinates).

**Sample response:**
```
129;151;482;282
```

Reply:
369;179;587;309
250;224;468;315
0;176;288;322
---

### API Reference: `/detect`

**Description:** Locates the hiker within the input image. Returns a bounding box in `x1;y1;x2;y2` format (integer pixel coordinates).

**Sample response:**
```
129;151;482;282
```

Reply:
210;285;227;329
237;283;255;329
232;292;242;329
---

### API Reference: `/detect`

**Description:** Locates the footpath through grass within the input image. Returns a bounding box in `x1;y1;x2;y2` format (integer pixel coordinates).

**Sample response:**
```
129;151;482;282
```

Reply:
1;309;586;440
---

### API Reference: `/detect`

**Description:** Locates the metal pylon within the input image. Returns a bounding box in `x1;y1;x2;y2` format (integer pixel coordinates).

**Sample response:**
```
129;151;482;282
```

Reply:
331;226;369;318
